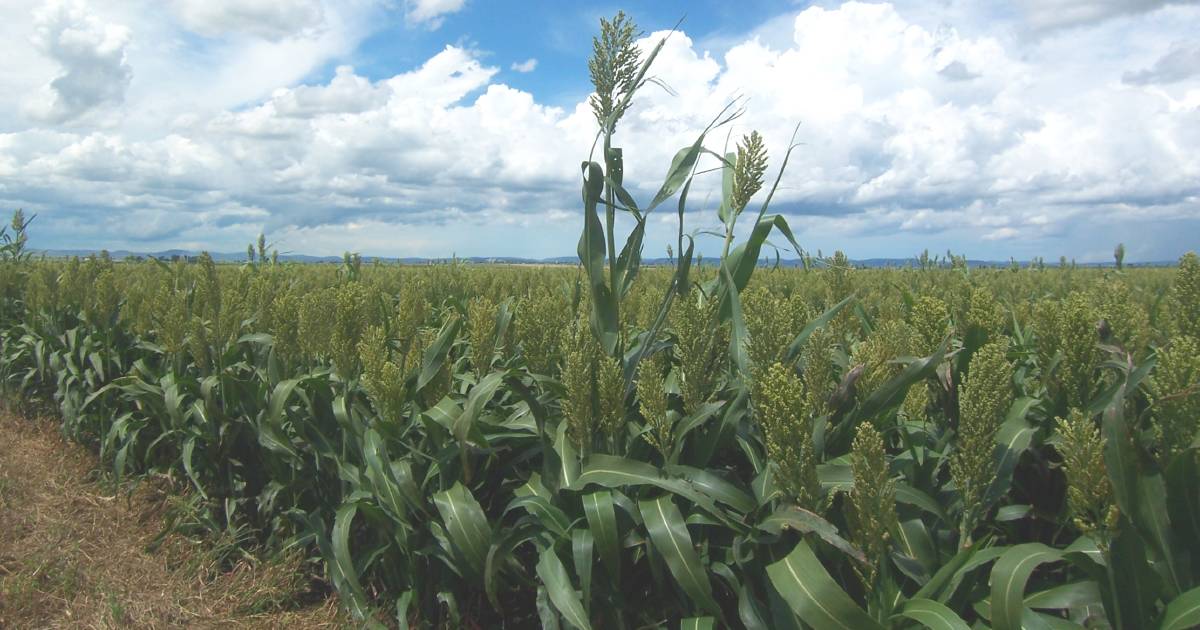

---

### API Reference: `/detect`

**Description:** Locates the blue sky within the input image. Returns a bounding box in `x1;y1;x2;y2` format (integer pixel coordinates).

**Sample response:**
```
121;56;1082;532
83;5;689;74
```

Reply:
0;0;1197;262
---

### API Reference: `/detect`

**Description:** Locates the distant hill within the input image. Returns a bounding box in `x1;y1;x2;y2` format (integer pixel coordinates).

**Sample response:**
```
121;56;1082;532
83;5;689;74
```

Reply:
30;249;1174;268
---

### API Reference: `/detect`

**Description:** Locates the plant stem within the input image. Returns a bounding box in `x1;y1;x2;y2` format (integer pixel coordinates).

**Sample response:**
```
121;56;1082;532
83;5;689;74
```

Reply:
603;132;620;355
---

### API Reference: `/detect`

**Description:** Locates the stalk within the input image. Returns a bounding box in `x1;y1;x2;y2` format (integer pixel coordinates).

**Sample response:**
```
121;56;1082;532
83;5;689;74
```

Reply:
1103;554;1124;630
603;132;621;355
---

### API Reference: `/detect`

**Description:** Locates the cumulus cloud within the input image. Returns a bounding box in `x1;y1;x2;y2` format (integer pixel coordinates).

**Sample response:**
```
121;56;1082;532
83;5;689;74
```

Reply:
406;0;465;28
511;58;538;73
1;1;1198;260
171;0;325;40
1123;42;1200;84
1019;0;1198;31
25;0;132;123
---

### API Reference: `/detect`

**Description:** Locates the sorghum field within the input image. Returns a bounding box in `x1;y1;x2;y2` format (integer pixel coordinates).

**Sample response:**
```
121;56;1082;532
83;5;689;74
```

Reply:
3;13;1199;630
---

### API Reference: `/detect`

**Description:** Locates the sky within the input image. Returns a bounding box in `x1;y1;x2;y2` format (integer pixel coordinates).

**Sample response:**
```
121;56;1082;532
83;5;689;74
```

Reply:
0;0;1197;262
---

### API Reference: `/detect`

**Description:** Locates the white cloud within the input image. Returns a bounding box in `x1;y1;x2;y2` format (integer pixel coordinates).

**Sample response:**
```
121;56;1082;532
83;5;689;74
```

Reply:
511;58;538;73
406;0;465;28
0;1;1197;261
1123;42;1200;84
171;0;325;40
1018;0;1198;31
25;0;132;123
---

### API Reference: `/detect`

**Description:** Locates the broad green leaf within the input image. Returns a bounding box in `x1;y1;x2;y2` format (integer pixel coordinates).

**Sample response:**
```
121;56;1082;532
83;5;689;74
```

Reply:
990;543;1064;630
853;338;949;424
572;529;594;613
767;540;884;630
759;506;868;566
892;598;971;630
554;421;579;489
363;428;409;526
1024;580;1102;611
720;214;802;316
915;544;1006;604
433;482;492;577
181;435;206;499
452;370;506;444
331;502;370;619
396;590;414;630
1109;527;1162;628
985;397;1038;505
506;494;571;538
266;377;305;428
536;586;563;630
665;464;755;514
615;216;645;299
783;294;855;364
720;263;750;375
1161;585;1200;630
648;138;705;212
1134;470;1187;596
536;546;592;630
417;314;460;391
577;161;619;354
574;455;743;529
1166;454;1200;573
582;490;620;579
638;495;721;618
1102;384;1138;524
717;149;736;228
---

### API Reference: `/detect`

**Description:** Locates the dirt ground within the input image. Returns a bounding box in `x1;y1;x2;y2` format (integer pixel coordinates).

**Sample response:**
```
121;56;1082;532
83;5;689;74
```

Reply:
0;410;349;629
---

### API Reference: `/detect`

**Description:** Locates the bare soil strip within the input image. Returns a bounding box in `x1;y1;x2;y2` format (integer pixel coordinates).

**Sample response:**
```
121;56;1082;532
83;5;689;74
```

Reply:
0;410;348;629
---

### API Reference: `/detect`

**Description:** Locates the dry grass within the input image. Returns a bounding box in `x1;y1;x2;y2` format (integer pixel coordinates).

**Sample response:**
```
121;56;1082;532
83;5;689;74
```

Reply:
0;410;349;629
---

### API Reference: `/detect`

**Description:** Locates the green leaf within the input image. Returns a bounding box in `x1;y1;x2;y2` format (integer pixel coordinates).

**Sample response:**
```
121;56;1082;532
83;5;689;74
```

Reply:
766;540;884;630
1160;585;1200;630
432;482;492;577
536;586;563;630
648;139;706;212
536;546;592;630
1102;384;1138;524
453;370;506;444
1109;527;1162;628
331;502;371;619
506;494;571;539
396;590;414;630
892;598;971;630
180;435;206;499
615;216;645;299
680;617;715;630
759;506;867;566
554;421;579;489
1024;580;1101;611
990;543;1064;630
418;314;460;391
362;431;404;512
582;490;620;580
717;150;736;228
1166;454;1200;570
985;397;1038;505
853;338;949;423
665;464;755;514
720;263;750;375
578;161;619;354
894;518;937;579
914;544;1006;604
721;214;803;315
573;455;744;529
783;294;855;364
1134;470;1187;596
572;529;594;613
638;495;721;618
